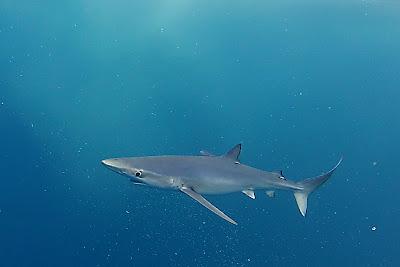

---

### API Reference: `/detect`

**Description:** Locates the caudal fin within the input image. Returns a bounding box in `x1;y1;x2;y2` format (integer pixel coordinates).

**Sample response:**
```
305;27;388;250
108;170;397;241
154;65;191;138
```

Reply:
294;157;343;216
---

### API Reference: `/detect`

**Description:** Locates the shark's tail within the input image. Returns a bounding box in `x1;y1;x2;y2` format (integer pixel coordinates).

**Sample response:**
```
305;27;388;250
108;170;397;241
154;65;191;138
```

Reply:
293;157;342;216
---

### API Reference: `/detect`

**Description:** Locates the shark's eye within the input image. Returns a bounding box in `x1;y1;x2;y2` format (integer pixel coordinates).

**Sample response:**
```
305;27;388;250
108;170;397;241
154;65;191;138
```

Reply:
135;170;142;177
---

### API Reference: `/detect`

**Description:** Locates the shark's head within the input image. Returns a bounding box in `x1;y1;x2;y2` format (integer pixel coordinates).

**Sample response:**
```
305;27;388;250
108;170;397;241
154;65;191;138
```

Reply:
101;157;178;188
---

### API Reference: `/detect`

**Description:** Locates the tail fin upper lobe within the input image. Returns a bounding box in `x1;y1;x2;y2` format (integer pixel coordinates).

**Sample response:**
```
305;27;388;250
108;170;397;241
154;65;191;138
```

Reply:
294;157;343;216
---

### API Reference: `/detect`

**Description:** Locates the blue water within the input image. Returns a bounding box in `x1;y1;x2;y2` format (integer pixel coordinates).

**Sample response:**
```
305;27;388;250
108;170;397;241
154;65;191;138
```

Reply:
1;1;399;266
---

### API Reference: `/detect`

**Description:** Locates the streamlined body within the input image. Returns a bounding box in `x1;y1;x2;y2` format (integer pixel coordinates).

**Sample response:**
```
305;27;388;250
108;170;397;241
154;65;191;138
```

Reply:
102;144;341;225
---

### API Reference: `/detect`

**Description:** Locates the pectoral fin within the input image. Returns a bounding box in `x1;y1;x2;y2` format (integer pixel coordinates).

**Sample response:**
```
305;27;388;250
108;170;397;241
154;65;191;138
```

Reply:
180;187;238;225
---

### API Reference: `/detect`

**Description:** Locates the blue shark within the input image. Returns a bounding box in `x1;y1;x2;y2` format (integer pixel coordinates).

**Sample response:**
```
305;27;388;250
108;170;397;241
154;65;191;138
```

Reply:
102;144;342;225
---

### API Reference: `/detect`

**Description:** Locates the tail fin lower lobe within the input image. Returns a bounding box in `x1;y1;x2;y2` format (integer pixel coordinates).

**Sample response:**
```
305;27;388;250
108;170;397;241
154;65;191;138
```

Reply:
294;157;342;216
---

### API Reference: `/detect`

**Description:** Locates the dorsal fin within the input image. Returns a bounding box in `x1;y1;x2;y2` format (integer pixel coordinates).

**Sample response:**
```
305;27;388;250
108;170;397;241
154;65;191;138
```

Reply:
224;144;242;161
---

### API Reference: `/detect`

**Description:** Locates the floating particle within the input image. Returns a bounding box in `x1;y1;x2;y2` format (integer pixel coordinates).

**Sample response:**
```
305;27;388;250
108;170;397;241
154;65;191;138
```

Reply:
372;161;377;166
371;226;376;231
125;210;130;214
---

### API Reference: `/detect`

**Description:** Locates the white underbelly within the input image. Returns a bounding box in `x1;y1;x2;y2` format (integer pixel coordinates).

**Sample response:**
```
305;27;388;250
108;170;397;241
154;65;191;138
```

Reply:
190;180;245;195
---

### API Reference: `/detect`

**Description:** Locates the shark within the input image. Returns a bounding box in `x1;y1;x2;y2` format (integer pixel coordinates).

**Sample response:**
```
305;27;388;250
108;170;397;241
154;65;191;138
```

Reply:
101;144;342;225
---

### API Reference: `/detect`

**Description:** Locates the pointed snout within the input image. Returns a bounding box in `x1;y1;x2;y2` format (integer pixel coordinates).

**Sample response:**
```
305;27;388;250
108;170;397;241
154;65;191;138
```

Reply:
101;158;122;173
101;159;112;167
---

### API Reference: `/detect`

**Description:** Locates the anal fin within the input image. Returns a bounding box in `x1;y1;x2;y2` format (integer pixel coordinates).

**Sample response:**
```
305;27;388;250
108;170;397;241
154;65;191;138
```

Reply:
266;190;275;198
180;187;238;225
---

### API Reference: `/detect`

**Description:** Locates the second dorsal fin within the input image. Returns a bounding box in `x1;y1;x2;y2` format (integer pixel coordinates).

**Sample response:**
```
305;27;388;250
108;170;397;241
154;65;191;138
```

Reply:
224;144;242;161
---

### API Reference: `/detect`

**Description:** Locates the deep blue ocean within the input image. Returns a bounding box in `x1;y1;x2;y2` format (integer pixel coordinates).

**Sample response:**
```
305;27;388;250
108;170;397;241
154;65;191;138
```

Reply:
1;1;399;266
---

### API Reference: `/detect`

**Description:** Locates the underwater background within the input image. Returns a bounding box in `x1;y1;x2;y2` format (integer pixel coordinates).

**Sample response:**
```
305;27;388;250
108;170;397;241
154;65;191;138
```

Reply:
1;0;399;266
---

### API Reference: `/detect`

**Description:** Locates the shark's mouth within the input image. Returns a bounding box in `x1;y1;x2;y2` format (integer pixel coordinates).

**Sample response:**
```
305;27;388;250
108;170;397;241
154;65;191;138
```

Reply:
129;177;147;185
